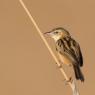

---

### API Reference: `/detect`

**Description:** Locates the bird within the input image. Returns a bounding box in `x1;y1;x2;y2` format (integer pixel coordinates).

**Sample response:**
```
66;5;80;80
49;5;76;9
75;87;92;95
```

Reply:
44;27;84;82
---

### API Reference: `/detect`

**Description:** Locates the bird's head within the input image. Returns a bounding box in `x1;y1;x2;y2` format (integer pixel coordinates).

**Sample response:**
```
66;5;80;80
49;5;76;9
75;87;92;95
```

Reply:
44;27;70;41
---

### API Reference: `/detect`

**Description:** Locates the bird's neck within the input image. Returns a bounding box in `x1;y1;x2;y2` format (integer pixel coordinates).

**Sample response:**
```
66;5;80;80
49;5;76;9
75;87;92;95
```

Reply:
53;35;71;42
52;35;62;42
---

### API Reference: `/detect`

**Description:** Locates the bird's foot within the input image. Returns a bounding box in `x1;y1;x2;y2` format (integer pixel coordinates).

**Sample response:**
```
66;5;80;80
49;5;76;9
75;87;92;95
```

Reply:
56;63;62;69
64;77;73;85
58;64;63;68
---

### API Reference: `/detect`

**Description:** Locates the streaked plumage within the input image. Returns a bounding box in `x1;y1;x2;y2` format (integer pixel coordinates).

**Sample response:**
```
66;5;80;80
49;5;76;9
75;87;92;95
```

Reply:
56;36;84;81
44;27;84;82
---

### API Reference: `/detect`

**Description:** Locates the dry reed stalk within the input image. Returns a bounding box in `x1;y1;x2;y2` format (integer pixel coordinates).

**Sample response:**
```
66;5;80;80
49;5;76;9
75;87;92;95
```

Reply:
19;0;80;95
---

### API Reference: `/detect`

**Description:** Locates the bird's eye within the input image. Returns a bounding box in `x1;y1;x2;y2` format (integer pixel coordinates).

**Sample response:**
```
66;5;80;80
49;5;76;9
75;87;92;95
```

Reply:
55;31;58;34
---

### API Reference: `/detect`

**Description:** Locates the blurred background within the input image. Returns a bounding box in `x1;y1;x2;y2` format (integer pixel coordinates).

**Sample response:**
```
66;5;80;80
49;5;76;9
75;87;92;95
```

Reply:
0;0;95;95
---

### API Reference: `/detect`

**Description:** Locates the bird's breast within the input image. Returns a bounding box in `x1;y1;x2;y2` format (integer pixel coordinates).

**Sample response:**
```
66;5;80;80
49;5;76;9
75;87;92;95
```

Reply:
57;52;72;65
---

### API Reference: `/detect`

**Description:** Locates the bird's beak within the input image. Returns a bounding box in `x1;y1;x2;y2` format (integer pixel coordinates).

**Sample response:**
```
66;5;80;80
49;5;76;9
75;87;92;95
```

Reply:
44;31;51;35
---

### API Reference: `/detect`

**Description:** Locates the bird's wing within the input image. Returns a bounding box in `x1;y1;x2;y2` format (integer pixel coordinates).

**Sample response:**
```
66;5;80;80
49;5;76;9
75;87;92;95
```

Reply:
56;37;83;67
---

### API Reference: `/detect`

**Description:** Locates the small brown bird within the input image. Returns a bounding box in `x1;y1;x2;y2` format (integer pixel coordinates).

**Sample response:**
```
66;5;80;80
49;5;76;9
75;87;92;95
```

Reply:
44;27;84;82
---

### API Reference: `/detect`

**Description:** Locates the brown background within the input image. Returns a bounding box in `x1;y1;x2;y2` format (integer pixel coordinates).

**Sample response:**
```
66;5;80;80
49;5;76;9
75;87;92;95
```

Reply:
0;0;95;95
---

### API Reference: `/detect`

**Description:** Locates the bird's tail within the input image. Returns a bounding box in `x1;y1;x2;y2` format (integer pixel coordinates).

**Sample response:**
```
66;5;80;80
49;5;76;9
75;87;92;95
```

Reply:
73;65;84;82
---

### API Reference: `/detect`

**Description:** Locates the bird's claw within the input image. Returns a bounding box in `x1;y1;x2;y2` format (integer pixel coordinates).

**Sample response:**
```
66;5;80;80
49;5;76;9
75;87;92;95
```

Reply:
58;64;62;68
55;63;62;69
64;77;73;85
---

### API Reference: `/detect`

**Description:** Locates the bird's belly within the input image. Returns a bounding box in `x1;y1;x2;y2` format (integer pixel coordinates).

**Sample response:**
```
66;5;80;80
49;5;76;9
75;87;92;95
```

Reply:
58;52;72;65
